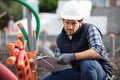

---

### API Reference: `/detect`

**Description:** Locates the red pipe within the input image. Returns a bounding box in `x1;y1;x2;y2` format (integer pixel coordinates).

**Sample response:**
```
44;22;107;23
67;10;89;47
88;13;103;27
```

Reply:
17;50;25;68
0;63;17;80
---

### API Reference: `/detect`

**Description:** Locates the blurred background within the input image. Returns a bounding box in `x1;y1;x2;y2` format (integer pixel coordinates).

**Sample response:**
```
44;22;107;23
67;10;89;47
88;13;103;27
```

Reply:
0;0;120;80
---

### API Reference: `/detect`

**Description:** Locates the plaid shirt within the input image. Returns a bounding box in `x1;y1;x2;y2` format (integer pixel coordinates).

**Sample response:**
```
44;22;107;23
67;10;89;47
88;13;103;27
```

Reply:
87;26;106;56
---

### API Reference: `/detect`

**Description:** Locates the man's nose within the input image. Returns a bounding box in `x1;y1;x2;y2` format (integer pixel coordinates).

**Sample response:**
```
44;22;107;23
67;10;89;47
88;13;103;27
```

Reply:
68;24;73;29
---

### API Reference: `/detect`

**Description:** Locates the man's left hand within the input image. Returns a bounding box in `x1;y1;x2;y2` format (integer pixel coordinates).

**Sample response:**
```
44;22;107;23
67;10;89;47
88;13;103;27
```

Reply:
57;53;75;65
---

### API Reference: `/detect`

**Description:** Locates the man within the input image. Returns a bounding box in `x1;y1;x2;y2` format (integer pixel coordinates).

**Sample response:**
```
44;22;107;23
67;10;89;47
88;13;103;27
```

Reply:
42;1;113;80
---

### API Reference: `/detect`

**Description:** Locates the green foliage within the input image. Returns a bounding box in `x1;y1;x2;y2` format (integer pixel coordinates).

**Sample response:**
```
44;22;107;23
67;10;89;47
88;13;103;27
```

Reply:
39;0;58;12
0;0;58;30
0;0;22;30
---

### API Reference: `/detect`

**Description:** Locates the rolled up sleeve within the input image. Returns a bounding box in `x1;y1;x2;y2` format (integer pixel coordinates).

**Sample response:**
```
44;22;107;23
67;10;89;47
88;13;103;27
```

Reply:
87;26;106;57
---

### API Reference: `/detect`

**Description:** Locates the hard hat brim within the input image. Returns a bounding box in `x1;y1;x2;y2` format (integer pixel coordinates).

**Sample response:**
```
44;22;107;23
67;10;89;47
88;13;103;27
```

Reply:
61;14;83;20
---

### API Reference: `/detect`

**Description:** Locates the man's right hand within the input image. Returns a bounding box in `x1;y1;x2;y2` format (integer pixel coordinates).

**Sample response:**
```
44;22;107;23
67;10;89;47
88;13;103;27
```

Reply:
57;53;75;65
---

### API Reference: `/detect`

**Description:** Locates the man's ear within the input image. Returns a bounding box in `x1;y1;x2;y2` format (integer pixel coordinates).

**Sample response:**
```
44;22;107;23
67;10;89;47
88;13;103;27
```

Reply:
78;19;83;24
62;19;64;22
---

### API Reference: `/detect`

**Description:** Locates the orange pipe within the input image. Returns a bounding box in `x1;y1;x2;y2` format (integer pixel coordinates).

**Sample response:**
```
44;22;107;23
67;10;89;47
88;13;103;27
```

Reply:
6;56;16;65
10;48;20;56
15;39;23;49
7;43;15;50
17;33;24;39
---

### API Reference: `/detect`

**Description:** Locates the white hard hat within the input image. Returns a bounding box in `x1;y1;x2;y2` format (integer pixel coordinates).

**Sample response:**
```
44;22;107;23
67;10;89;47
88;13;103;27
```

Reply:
60;1;83;20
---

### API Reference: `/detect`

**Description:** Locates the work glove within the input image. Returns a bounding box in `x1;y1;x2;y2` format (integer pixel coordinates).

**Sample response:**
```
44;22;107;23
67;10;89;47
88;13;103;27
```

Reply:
57;53;75;65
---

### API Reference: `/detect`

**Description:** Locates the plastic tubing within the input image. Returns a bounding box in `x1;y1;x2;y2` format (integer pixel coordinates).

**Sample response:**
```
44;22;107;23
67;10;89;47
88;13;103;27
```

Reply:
15;0;41;41
18;23;30;50
0;63;17;80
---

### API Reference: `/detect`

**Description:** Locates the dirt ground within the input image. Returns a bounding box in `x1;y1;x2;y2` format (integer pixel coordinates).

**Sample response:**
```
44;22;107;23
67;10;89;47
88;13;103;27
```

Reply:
0;44;120;80
112;50;120;80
